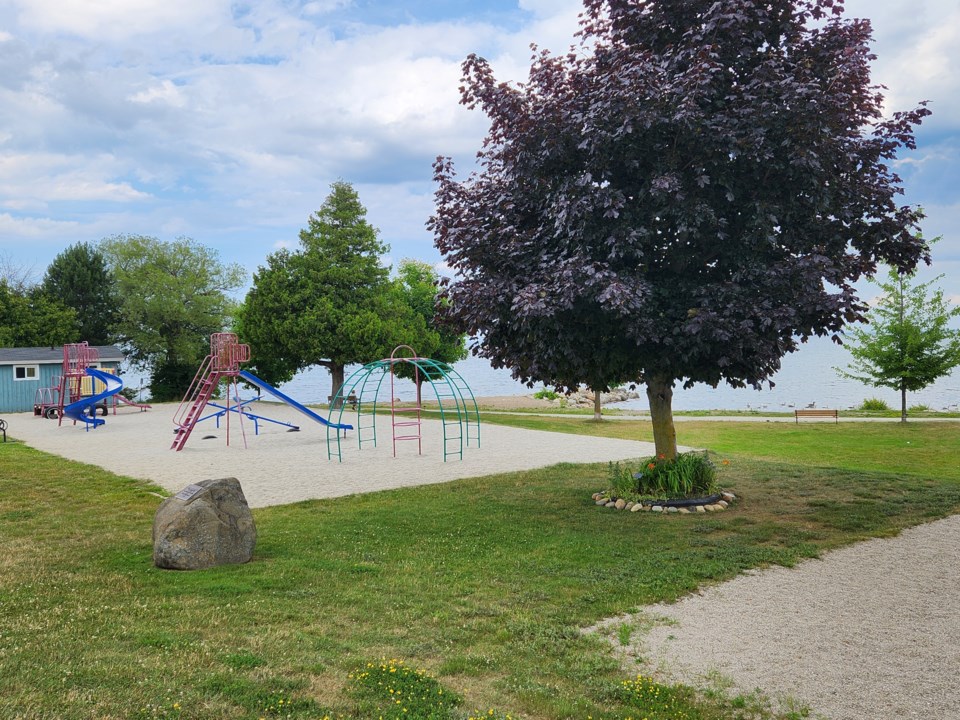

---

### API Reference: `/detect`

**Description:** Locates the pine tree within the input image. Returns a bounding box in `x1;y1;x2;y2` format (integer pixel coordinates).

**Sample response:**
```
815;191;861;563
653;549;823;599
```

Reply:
241;181;405;399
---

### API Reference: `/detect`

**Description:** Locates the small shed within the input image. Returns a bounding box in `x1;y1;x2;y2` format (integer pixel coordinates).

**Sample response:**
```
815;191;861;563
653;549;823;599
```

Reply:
0;346;125;413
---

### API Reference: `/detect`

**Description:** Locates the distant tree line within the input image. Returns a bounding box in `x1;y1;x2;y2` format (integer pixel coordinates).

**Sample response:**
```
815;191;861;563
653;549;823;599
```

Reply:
0;181;464;403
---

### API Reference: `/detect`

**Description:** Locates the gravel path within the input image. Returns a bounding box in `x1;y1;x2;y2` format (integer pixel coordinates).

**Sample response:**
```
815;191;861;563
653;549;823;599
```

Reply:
607;515;960;719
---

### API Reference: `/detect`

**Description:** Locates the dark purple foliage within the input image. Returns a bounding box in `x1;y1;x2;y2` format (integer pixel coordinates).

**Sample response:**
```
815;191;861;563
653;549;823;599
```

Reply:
430;0;930;398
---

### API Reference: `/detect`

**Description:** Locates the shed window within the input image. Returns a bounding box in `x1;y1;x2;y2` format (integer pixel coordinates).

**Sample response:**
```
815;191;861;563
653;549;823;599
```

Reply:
14;365;39;381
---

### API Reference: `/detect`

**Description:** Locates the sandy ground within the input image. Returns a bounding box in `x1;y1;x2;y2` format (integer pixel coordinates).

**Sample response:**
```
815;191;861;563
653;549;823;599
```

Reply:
473;394;562;410
4;401;659;507
597;515;960;719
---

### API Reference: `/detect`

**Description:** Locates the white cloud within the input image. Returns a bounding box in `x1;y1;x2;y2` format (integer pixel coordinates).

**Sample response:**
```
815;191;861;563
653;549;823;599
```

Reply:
845;0;960;128
433;260;454;278
0;0;955;307
0;211;82;237
128;80;186;108
302;1;352;17
13;0;232;40
0;153;149;205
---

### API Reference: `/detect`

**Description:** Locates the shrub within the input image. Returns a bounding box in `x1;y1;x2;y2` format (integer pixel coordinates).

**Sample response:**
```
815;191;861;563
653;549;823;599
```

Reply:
858;397;891;411
608;452;718;500
533;386;560;401
909;403;930;412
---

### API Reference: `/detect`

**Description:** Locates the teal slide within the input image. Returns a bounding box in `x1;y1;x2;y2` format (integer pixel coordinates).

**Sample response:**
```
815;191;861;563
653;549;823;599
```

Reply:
238;371;353;431
63;368;124;429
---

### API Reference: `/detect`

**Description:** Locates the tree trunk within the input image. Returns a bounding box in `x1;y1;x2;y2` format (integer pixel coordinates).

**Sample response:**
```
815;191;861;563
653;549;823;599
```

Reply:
592;387;602;421
901;384;907;423
329;363;346;409
646;375;678;460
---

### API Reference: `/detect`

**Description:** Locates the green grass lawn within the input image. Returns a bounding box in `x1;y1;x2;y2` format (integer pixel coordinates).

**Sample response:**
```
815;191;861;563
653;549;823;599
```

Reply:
1;416;958;719
479;414;960;482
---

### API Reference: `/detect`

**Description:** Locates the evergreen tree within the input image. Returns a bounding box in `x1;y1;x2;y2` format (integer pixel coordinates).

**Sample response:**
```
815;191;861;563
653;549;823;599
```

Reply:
839;267;960;421
42;242;118;345
241;181;406;399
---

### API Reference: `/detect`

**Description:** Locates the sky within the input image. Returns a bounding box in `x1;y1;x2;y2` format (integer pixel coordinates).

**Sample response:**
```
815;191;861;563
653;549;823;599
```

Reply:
1;0;958;305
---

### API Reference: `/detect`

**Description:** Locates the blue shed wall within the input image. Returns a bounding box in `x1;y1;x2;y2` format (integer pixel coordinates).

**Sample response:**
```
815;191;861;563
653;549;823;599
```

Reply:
0;361;120;413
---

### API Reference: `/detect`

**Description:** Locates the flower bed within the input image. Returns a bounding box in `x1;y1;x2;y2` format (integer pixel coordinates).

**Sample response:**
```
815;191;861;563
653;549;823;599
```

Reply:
591;490;737;514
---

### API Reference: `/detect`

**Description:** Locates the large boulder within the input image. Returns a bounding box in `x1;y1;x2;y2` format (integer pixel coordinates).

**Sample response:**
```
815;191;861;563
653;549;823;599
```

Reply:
153;477;256;570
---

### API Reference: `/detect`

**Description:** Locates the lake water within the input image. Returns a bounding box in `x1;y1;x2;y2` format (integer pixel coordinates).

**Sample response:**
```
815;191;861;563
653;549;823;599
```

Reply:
122;335;959;412
265;335;960;412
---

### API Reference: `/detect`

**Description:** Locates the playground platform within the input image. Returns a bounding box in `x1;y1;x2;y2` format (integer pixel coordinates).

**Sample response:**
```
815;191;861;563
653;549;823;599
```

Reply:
6;401;664;508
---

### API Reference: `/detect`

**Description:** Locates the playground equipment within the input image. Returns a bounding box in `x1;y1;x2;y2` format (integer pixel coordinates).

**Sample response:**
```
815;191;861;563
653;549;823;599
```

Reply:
36;376;150;418
52;343;125;429
197;394;300;436
171;333;353;451
111;393;152;413
34;382;61;419
62;368;123;430
326;345;480;462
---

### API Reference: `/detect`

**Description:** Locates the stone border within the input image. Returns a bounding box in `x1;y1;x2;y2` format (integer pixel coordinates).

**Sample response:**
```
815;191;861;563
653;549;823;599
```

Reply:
591;491;738;514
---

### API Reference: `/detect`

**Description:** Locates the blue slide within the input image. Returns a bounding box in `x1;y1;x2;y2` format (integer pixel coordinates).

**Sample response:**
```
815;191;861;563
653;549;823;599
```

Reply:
63;368;124;429
238;371;353;431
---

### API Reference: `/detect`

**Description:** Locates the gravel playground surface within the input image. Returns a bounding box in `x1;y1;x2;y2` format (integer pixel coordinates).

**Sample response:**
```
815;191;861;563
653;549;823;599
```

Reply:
6;401;658;507
598;514;960;719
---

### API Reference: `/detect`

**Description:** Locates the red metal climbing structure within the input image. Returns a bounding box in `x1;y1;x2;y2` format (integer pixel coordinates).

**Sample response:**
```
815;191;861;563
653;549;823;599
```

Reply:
57;342;99;426
170;333;250;451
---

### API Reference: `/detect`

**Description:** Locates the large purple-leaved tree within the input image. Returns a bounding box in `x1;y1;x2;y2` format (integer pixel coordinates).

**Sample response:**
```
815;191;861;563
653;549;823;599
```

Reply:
430;0;930;459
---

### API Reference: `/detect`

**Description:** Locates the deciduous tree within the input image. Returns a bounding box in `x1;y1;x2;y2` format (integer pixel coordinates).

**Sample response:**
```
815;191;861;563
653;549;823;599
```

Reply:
838;267;960;422
431;0;931;458
99;235;246;401
0;281;77;347
391;259;468;399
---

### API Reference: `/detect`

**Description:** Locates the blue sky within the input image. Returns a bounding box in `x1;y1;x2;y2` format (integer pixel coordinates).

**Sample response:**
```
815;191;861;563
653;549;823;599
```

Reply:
1;0;957;305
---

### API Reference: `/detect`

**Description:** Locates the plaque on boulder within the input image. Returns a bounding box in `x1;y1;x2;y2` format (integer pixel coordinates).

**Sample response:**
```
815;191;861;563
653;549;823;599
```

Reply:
153;477;256;570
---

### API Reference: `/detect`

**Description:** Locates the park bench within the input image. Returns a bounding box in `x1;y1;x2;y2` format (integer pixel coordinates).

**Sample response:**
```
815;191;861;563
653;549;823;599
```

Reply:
794;408;838;423
0;418;7;442
328;393;359;410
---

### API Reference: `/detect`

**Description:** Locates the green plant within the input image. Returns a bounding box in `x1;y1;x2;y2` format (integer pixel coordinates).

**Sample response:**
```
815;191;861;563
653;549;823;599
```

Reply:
533;386;560;401
348;659;461;719
608;452;719;500
909;404;930;412
615;674;698;719
857;397;891;412
838;266;960;423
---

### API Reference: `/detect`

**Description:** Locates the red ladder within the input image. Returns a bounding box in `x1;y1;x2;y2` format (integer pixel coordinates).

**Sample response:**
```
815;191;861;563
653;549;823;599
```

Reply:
390;345;422;456
170;355;220;451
